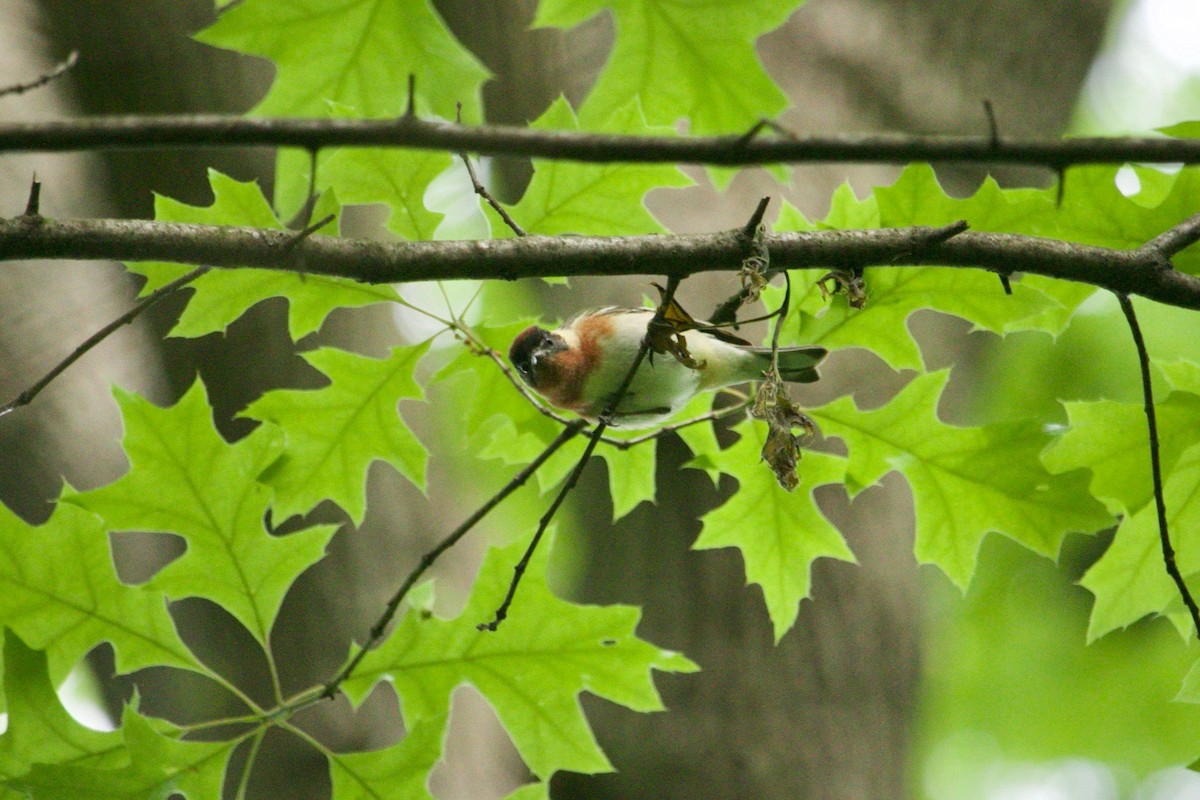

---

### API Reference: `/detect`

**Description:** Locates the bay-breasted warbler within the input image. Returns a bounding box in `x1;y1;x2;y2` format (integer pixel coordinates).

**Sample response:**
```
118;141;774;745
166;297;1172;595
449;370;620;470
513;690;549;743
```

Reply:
509;307;827;428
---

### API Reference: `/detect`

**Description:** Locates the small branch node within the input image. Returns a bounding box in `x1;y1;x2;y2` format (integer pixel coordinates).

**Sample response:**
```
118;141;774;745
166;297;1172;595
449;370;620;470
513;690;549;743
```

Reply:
23;175;41;218
403;74;417;119
287;212;336;248
982;99;1000;149
924;219;970;246
740;196;771;240
997;272;1013;295
732;118;797;149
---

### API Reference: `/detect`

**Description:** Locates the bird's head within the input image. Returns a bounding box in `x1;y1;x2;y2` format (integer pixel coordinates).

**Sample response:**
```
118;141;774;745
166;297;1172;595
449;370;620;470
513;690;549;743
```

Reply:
508;326;567;389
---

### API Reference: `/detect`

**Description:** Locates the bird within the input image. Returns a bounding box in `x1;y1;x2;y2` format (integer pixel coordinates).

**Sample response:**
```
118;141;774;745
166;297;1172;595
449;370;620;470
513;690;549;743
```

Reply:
508;306;827;429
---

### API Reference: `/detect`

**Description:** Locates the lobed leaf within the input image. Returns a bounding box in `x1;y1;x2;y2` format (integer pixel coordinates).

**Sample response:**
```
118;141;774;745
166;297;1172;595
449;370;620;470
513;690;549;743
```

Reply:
68;382;336;645
535;0;800;135
326;715;444;800
243;343;431;525
810;371;1113;588
692;421;853;641
133;170;399;340
340;533;697;778
0;501;198;681
12;710;230;800
1080;442;1200;642
0;631;128;788
498;97;692;238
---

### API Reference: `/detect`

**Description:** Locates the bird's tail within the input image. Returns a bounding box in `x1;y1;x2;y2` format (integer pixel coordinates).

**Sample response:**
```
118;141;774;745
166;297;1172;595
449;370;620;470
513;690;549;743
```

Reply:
746;345;827;383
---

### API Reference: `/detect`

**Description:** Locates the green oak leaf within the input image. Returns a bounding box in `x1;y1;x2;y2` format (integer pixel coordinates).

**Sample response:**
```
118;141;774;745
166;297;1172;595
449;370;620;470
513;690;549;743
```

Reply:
327;715;444;800
777;166;1095;369
242;344;431;525
131;170;399;340
693;421;853;641
875;164;1053;234
67;382;336;645
535;0;799;135
1079;442;1200;642
503;784;550;800
499;97;691;238
0;631;128;788
875;164;1093;331
197;0;487;123
198;0;487;211
593;391;726;518
319;146;452;241
786;266;1061;371
1048;165;1200;275
1042;392;1200;516
810;371;1113;588
12;709;230;800
0;500;198;681
1160;121;1200;138
672;393;725;487
595;439;657;522
340;533;697;778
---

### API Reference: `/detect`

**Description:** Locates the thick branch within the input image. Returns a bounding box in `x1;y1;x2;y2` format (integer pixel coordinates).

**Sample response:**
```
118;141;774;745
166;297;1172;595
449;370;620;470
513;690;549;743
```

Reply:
4;216;1200;309
1;116;1199;167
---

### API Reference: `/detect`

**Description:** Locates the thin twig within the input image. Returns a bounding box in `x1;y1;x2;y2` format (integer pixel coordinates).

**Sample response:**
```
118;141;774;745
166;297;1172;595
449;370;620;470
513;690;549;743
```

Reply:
982;100;999;150
0;51;78;99
477;419;608;631
1142;210;1200;260
287;212;336;245
1115;292;1200;640
456;103;526;238
461;152;526;237
770;271;789;367
478;275;685;630
0;265;210;418
320;419;587;698
601;398;751;449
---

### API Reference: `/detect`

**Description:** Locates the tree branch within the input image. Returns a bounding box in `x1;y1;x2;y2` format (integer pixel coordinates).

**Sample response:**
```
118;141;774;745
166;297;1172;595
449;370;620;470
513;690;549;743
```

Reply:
1;116;1199;168
5;215;1200;309
1115;293;1200;640
0;51;78;99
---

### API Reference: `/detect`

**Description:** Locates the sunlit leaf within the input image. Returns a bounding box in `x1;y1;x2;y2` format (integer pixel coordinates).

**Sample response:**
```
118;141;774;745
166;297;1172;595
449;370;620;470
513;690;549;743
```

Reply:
693;421;853;640
340;533;697;778
243;344;431;525
68;382;335;645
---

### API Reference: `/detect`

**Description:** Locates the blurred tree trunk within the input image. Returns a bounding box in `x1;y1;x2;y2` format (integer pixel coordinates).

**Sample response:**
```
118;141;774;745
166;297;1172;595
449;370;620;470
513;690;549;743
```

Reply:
437;1;1114;799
